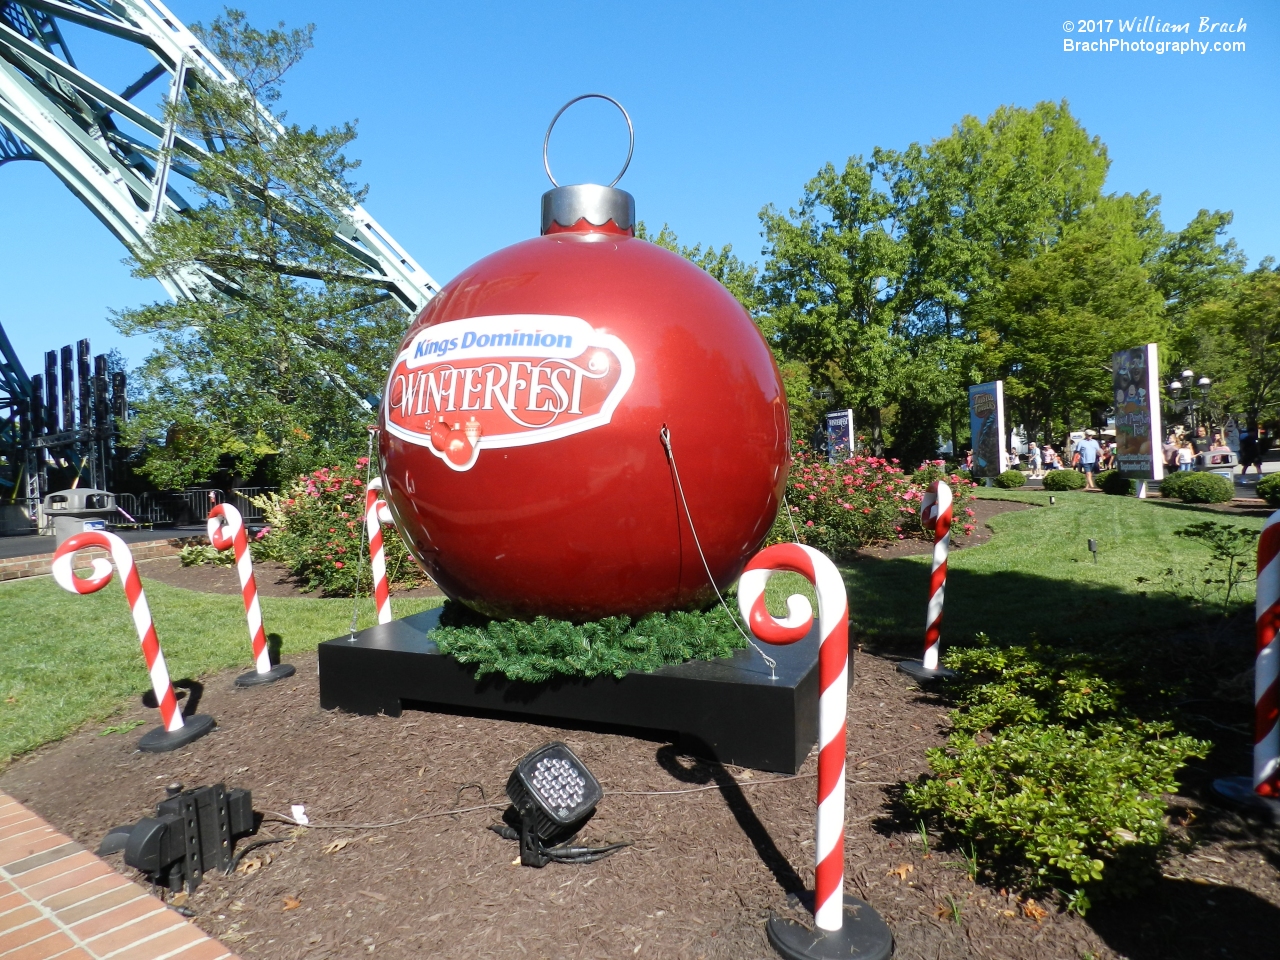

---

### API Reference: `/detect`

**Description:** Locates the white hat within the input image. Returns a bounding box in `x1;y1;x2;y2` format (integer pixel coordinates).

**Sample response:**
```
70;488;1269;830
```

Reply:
1085;429;1096;436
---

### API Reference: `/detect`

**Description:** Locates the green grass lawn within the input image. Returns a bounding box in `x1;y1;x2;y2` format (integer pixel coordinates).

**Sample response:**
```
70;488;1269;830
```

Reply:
841;488;1264;654
0;490;1262;765
0;575;442;763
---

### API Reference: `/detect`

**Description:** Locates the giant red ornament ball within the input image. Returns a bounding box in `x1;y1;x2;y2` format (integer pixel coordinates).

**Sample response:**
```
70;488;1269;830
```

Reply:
379;173;789;621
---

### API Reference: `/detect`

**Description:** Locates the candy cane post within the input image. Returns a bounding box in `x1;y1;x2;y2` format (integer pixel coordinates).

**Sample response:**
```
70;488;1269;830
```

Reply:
51;531;215;752
366;478;395;625
1212;509;1280;819
208;503;296;687
898;480;956;683
738;543;894;960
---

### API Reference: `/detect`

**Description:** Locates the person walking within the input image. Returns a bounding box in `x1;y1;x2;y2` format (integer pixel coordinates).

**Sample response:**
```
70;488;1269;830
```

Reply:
1163;434;1180;473
1240;427;1261;479
1076;429;1102;490
1029;442;1042;478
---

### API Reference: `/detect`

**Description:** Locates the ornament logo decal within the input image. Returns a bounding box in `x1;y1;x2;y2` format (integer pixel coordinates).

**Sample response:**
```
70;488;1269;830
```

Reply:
383;315;635;471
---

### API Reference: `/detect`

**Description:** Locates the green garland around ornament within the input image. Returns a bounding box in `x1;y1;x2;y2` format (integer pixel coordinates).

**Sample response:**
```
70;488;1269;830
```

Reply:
431;601;748;683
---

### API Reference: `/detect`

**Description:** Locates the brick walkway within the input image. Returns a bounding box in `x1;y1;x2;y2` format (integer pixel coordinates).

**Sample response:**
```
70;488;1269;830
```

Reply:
0;791;239;960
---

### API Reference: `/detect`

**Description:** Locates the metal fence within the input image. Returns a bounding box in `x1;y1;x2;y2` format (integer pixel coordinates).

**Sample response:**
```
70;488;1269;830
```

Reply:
113;487;277;526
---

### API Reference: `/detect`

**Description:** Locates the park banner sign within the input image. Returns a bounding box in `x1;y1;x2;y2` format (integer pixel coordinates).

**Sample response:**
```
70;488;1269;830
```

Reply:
825;409;854;462
1112;342;1164;481
968;381;1007;479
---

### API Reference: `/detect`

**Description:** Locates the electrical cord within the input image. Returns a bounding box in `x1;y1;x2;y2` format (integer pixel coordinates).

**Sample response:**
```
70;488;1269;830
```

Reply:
486;823;632;863
263;801;508;829
230;836;286;871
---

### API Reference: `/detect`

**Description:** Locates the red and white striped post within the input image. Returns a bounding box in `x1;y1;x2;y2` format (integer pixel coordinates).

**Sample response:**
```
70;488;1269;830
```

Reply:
898;480;956;684
738;543;893;959
1213;510;1280;817
366;478;394;625
51;531;214;752
208;503;295;686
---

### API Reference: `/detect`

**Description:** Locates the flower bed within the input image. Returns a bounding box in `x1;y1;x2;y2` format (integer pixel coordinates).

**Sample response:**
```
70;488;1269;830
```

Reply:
253;459;425;596
771;451;976;559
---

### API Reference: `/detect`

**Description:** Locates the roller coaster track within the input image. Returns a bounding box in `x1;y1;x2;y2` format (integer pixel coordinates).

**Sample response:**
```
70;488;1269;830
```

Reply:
0;0;439;310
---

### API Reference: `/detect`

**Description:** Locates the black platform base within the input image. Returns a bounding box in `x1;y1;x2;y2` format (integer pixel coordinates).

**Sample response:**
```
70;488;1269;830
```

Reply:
137;713;216;753
318;608;827;773
896;660;955;683
767;895;894;960
235;663;297;687
1211;776;1280;824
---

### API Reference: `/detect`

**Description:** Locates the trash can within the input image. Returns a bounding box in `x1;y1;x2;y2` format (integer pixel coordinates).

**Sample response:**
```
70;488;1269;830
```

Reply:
1195;450;1238;483
43;489;118;547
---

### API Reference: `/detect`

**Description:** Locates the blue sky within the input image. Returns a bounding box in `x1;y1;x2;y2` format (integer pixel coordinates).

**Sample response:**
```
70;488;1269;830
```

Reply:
2;0;1276;378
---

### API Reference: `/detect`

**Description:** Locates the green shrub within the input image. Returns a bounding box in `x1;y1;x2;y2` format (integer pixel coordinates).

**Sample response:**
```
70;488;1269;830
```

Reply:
1042;469;1086;491
431;601;746;681
179;543;232;567
1159;471;1233;504
1157;471;1189;499
1258;472;1280;507
1097;470;1134;496
904;634;1209;914
252;460;425;596
994;470;1026;488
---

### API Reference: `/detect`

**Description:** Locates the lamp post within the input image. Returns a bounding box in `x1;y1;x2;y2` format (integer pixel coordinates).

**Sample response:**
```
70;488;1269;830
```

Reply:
1168;369;1213;437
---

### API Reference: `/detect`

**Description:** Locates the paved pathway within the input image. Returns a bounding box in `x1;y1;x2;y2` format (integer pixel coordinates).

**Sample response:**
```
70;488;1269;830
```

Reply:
0;529;207;563
0;791;239;960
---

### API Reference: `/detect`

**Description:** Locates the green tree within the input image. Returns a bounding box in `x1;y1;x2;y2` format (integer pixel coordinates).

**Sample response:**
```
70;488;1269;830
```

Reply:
634;222;760;313
758;154;911;453
972;197;1168;437
1153;209;1246;331
891;100;1111;448
1189;262;1280;429
113;10;403;489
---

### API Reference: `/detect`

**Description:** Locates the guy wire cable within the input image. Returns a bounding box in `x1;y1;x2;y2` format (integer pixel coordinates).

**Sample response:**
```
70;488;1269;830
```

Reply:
659;424;778;679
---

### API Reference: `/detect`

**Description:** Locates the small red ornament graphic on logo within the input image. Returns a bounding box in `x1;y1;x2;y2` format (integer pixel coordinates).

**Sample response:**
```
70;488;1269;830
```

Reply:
383;314;635;471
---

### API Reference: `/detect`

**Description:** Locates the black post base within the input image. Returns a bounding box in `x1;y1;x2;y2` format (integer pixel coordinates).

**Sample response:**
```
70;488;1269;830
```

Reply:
1211;776;1280;824
235;663;297;687
767;895;894;960
896;660;955;683
137;714;216;753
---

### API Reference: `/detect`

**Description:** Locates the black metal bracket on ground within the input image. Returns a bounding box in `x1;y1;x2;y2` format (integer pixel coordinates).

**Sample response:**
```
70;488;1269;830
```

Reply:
98;783;257;893
895;660;956;683
235;663;296;687
137;713;216;753
318;607;831;774
1211;776;1280;825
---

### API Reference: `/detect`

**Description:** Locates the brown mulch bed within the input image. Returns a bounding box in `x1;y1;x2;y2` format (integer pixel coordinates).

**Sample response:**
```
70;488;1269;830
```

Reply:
854;497;1033;560
4;501;1278;958
137;556;444;599
4;639;1277;959
1149;496;1275;519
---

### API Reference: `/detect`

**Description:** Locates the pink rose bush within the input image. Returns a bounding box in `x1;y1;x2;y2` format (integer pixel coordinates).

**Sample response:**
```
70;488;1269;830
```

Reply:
768;450;975;560
253;460;425;596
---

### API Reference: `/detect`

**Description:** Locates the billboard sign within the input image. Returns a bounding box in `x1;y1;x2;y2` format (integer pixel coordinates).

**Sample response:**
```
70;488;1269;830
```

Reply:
968;381;1007;479
1112;343;1164;481
825;409;854;462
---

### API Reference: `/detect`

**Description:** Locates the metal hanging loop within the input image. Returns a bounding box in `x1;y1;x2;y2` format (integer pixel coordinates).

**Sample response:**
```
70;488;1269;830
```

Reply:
542;93;634;189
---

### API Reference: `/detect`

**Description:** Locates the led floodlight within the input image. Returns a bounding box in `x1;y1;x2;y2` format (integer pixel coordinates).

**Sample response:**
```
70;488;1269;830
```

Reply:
495;741;627;867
